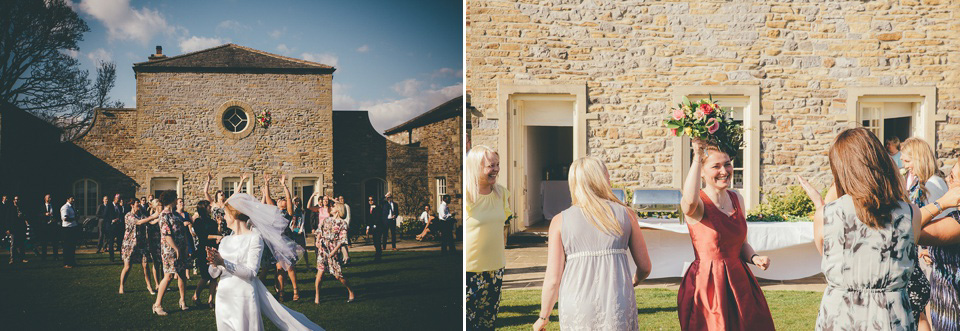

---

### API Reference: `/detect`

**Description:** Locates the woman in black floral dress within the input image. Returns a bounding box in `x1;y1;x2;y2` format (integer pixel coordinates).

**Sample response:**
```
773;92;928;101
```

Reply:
145;199;163;288
151;191;191;316
118;201;160;294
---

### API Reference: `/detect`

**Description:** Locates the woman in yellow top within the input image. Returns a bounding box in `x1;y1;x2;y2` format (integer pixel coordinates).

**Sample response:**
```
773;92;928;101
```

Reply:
465;145;512;330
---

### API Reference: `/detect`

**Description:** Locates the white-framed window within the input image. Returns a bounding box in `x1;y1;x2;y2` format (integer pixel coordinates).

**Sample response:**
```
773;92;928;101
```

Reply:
293;177;320;202
150;177;180;199
858;99;916;145
436;177;447;209
222;177;251;198
846;87;941;156
72;178;99;216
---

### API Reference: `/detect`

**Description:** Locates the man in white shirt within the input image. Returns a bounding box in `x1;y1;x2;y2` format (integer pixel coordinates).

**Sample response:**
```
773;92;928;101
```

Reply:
60;196;79;268
438;195;456;254
40;194;60;260
382;193;399;251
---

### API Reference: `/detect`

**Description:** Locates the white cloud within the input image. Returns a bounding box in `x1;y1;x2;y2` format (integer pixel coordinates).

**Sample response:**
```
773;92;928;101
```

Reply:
276;44;293;55
392;79;423;97
269;27;286;39
300;52;338;67
356;45;370;53
216;20;248;34
179;36;225;53
333;83;358;109
430;67;461;78
74;0;173;44
61;49;80;59
366;83;463;133
86;48;112;64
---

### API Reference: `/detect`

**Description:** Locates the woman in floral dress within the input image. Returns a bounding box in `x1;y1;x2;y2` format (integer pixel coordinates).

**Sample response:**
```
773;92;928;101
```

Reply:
204;172;236;237
118;201;160;294
151;191;191;316
314;201;355;304
145;199;163;288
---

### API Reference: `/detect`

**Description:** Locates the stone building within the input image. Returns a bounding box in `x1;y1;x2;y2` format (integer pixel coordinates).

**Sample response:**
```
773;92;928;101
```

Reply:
385;96;463;220
467;1;960;233
332;110;386;229
59;44;384;218
0;102;66;206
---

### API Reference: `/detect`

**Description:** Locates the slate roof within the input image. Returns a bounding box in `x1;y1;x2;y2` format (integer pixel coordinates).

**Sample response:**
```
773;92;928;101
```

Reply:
133;44;335;74
383;96;463;135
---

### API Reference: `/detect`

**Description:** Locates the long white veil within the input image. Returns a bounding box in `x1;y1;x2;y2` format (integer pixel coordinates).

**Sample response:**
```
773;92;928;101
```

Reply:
225;193;303;269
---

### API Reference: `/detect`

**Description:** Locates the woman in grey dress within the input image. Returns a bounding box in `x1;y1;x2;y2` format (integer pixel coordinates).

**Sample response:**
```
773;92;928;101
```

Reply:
534;156;652;331
799;128;921;330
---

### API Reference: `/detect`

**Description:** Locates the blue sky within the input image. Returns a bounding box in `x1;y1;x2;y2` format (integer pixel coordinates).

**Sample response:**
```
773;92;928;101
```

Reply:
65;0;463;133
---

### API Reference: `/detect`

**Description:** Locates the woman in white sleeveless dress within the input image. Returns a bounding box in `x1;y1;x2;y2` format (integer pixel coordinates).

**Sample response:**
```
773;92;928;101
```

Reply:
534;156;652;331
206;193;322;331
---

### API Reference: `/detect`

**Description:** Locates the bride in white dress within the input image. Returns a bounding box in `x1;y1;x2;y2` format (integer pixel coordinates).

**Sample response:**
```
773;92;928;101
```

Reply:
206;193;323;331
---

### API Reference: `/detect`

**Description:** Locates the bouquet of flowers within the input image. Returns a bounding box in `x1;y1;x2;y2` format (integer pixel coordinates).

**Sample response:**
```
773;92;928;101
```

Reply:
256;110;272;128
662;96;743;156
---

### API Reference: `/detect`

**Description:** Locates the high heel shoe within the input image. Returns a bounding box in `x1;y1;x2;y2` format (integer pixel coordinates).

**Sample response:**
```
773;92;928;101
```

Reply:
179;300;189;311
152;304;167;316
292;293;300;301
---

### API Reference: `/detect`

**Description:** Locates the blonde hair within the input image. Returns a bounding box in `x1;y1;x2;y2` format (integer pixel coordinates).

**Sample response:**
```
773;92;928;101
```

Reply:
332;202;347;219
568;156;628;236
464;145;502;210
901;137;943;203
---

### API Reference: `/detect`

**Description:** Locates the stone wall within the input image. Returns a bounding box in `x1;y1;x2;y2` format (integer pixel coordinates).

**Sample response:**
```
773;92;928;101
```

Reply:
385;115;463;219
73;71;334;210
386;141;429;217
467;0;960;199
332;110;386;231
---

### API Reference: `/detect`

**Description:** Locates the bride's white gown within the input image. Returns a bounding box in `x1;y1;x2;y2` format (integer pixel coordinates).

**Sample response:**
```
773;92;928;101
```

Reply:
209;230;323;331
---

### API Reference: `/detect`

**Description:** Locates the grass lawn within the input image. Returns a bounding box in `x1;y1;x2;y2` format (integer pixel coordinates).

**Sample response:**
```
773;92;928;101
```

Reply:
496;288;823;331
0;248;461;330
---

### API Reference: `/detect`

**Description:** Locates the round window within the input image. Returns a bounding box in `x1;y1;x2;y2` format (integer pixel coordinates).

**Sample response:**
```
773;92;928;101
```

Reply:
222;106;249;133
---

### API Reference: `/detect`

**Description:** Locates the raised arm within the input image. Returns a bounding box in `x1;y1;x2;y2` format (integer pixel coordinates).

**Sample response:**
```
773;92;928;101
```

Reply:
534;213;565;331
797;175;826;255
280;174;293;215
261;172;275;206
681;139;707;222
237;173;250;197
204;173;214;202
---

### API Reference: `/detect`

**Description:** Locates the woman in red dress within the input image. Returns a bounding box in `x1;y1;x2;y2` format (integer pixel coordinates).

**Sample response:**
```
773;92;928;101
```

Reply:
677;139;775;330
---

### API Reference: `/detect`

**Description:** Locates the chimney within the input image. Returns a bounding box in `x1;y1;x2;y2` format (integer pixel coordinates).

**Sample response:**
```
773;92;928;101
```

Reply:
148;45;167;61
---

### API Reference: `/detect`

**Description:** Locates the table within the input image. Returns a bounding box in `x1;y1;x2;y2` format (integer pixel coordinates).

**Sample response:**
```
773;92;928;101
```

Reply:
631;219;821;281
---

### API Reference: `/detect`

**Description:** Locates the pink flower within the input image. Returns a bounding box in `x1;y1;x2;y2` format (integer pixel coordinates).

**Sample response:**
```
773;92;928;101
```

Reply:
672;108;686;120
694;110;705;119
671;128;678;136
699;103;715;116
706;118;720;134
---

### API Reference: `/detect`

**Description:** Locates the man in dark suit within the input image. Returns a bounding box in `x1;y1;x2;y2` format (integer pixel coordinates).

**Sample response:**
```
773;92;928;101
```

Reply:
381;192;400;251
109;194;125;261
366;196;383;261
4;196;28;265
39;194;59;260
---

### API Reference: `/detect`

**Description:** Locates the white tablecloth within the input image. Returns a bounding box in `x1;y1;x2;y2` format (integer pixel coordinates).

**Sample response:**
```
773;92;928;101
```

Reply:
541;180;571;220
631;219;821;280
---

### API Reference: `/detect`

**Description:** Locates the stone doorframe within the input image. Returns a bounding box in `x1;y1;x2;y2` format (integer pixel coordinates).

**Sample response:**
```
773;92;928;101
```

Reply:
495;82;590;234
672;85;768;211
841;86;942;145
146;172;183;199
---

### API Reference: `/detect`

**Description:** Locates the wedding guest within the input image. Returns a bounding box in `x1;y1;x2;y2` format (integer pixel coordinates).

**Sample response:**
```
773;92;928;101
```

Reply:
145;199;163;288
416;204;436;241
292;196;310;268
95;195;111;254
338;196;351;263
902;137;950;329
152;191;191;316
364;195;385;260
678;139;775;330
191;200;220;308
314;201;355;304
110;194;126;261
465;145;512;330
175;198;194;280
307;192;332;258
204;173;234;237
533;156;651;331
38;194;60;260
139;197;149;217
60;196;79;268
382;192;400;251
914;159;960;330
261;173;301;302
5;196;28;265
799;128;919;330
118;201;159;294
887;136;903;169
438;194;456;254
